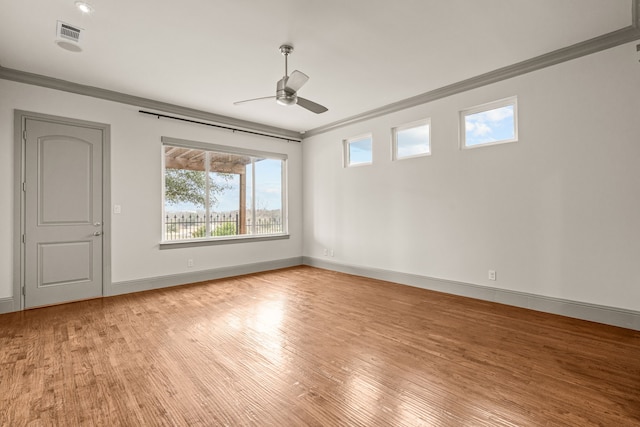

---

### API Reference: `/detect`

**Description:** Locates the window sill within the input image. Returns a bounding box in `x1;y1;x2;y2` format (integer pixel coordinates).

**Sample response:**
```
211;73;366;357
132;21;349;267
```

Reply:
462;138;518;150
159;234;290;249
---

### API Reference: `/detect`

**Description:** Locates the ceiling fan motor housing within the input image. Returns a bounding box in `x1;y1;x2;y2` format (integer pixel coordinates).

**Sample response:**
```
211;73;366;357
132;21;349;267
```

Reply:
276;77;297;106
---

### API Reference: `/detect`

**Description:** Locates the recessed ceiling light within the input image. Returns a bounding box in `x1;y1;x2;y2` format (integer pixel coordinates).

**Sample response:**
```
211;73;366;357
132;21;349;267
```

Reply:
75;1;94;14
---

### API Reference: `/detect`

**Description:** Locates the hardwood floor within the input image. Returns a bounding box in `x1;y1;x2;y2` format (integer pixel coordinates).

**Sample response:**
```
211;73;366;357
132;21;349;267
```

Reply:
1;266;639;426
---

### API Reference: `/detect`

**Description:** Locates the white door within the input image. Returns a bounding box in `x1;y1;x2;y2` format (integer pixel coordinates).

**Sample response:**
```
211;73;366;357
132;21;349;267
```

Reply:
24;118;104;308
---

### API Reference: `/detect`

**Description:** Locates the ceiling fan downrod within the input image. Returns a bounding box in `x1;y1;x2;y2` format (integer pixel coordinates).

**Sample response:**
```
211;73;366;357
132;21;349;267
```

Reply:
279;44;293;77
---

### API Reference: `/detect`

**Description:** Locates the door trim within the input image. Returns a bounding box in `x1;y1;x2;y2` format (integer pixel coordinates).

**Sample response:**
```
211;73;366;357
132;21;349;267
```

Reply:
13;110;111;311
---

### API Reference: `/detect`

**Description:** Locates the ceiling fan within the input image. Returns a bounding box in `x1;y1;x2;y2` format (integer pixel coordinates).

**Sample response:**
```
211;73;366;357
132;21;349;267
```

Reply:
234;45;328;114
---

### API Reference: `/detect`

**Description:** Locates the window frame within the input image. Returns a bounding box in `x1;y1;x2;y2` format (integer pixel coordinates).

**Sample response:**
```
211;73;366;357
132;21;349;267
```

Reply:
343;133;373;167
460;96;518;150
160;136;289;248
392;118;431;161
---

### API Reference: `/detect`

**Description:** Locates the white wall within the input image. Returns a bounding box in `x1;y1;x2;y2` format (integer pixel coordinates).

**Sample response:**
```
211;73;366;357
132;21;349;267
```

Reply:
302;41;640;312
2;41;639;314
0;80;303;298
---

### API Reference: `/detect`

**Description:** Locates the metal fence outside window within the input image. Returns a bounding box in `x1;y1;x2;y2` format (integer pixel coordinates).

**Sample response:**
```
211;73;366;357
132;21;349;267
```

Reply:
164;213;282;240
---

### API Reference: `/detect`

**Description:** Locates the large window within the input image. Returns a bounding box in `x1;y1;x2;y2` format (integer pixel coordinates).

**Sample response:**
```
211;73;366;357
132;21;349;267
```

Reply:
393;119;431;160
162;137;287;243
344;134;373;167
460;97;517;149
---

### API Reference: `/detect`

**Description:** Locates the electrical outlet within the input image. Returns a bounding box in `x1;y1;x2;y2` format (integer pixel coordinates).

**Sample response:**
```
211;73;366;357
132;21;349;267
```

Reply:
323;249;328;256
330;250;334;257
488;270;496;281
188;259;194;268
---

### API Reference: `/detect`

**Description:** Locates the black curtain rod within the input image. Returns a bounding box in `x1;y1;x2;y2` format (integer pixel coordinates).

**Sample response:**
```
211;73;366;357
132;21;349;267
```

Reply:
138;110;301;143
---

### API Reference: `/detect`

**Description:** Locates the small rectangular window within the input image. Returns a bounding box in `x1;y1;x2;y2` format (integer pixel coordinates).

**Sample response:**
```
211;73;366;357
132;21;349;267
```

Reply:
460;97;517;149
393;119;431;160
162;139;287;242
344;134;373;167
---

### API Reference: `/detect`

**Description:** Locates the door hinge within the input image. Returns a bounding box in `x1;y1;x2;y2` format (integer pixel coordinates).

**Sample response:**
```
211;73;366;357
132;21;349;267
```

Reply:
23;130;27;141
22;287;25;296
22;182;26;192
22;234;25;243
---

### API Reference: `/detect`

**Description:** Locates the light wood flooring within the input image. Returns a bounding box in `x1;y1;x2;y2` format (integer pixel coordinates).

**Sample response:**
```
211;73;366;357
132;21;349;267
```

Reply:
1;266;639;426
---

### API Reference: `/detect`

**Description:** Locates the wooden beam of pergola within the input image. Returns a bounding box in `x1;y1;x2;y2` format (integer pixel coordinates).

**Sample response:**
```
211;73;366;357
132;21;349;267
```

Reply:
164;147;252;174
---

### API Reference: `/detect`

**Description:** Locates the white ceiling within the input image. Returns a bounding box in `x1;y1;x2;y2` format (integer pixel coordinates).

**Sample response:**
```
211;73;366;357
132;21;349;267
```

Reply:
0;0;632;133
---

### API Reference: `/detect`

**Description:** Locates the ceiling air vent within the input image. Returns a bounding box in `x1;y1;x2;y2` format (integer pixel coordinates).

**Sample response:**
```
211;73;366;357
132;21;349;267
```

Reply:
55;21;83;52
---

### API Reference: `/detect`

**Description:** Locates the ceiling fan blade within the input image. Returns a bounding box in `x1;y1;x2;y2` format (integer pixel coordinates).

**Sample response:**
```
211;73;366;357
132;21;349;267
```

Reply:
285;70;309;93
297;97;328;114
234;96;276;105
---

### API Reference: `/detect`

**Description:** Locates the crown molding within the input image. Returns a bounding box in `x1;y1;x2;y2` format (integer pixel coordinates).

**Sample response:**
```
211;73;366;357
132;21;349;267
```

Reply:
304;6;640;139
0;65;301;141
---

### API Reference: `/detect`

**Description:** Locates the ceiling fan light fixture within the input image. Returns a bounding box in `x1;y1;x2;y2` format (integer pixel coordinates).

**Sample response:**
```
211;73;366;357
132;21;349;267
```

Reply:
276;95;297;106
75;1;94;14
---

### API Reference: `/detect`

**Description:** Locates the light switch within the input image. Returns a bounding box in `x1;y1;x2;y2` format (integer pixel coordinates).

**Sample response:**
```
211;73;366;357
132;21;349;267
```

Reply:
113;204;122;214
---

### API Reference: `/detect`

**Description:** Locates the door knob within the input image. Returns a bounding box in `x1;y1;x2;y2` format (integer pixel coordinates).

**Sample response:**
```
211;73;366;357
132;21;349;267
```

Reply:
94;231;102;236
94;222;101;227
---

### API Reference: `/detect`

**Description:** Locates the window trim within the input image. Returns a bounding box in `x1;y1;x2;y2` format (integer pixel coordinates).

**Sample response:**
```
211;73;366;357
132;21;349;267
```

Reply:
343;133;373;167
459;96;518;150
159;233;290;249
161;136;288;246
161;136;288;160
392;118;431;161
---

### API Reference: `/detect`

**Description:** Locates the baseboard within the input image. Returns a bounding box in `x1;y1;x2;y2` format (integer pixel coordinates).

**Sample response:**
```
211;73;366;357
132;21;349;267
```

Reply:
107;257;303;297
303;256;640;331
0;297;15;314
